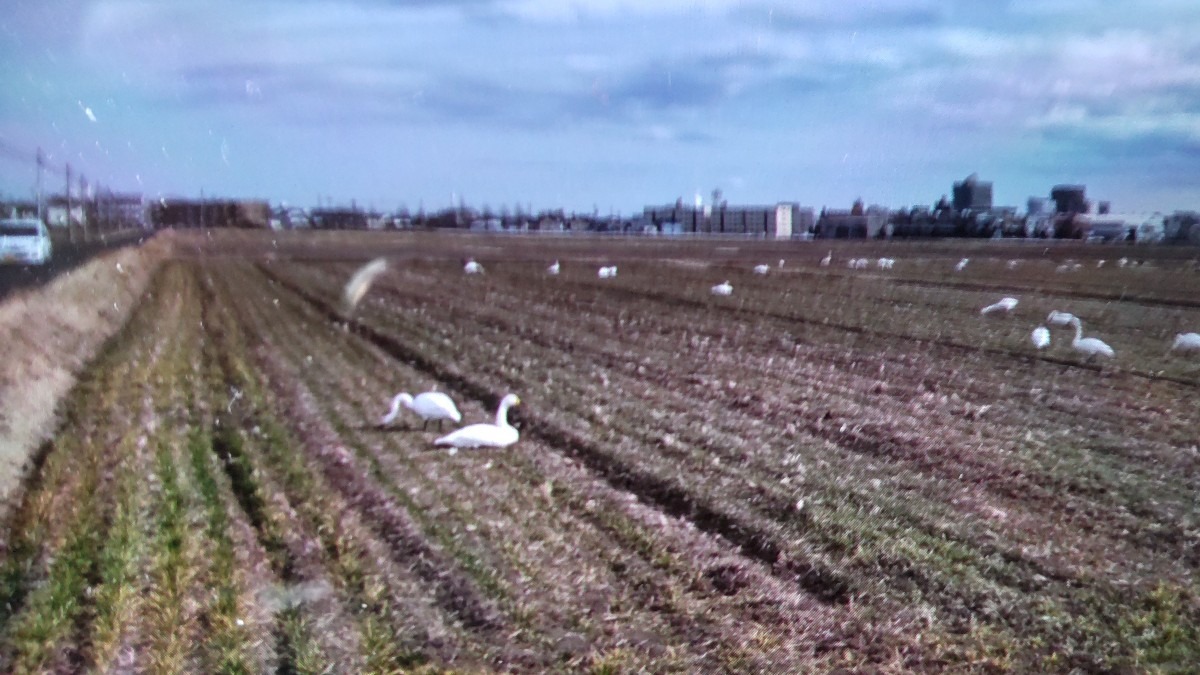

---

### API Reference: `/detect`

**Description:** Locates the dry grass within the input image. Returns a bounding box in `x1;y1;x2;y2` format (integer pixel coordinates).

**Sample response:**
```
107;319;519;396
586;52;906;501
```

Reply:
0;231;176;518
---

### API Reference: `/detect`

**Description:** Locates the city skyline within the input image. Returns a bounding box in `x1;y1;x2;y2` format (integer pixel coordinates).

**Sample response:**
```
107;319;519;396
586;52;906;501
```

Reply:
3;1;1199;215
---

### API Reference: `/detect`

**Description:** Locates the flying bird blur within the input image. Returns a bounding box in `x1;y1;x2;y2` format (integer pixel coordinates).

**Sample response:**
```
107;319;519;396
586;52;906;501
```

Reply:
341;257;388;313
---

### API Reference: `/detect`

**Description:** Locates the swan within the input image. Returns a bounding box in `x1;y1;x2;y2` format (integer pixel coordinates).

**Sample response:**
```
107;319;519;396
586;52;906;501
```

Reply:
753;264;769;275
1031;326;1051;349
1046;310;1077;327
980;297;1019;315
464;259;483;274
778;259;786;269
547;260;560;275
341;258;388;312
820;251;831;267
1171;332;1200;353
381;392;462;430
598;266;613;278
711;280;733;296
434;394;521;449
955;258;969;272
1069;317;1115;360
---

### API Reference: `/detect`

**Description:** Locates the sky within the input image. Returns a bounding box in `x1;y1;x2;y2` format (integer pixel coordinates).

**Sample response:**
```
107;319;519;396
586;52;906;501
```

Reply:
2;0;1199;216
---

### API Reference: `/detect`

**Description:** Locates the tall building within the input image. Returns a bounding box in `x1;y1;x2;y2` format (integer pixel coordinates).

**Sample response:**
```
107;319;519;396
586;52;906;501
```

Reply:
952;174;993;211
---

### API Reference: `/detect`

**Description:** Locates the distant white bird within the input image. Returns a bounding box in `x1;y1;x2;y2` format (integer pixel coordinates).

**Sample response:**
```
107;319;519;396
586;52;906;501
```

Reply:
877;258;895;269
464;259;483;274
598;265;616;278
381;392;462;430
711;280;733;296
1097;259;1106;268
980;297;1019;315
1118;257;1129;267
434;394;521;449
1006;260;1020;270
1031;326;1051;349
1171;332;1200;353
955;258;969;272
820;251;832;267
1069;317;1115;360
547;260;560;275
778;258;785;268
1046;310;1077;327
341;258;388;312
753;264;769;275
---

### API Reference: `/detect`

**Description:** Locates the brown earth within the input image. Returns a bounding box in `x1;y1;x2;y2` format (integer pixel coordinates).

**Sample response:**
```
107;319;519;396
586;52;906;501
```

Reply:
1;229;1198;672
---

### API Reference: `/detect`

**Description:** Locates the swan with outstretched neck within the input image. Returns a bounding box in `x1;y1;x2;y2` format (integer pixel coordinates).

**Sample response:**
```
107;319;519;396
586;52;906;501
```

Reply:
435;394;521;448
1069;317;1115;360
381;392;462;430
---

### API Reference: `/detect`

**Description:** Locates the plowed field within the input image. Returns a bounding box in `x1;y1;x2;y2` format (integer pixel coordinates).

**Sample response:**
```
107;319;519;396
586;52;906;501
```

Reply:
2;230;1198;672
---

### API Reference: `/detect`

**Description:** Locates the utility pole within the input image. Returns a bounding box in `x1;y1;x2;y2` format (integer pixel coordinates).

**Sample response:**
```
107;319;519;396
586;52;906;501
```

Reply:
35;147;44;224
66;162;74;244
79;173;89;242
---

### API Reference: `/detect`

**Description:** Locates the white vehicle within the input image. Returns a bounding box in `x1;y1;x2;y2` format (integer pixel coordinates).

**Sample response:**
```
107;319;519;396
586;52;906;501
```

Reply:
0;218;53;266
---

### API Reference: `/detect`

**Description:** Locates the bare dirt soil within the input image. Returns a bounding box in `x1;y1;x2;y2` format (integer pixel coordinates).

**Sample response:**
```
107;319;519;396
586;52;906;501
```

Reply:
1;229;1198;672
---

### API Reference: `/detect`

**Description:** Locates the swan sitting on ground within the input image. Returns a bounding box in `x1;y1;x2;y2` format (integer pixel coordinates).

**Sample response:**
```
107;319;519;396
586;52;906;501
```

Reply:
753;264;769;275
464;259;483;274
434;394;521;449
820;251;831;267
381;392;462;430
711;280;733;296
1172;332;1200;353
598;265;617;278
1031;326;1051;349
547;260;560;275
1069;317;1115;360
980;297;1019;315
1047;310;1077;327
955;258;969;271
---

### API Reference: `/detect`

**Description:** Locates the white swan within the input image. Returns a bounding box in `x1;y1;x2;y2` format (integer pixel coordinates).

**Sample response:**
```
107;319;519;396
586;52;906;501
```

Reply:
1046;310;1077;327
1031;326;1051;349
547;260;560;275
980;297;1019;315
819;251;831;267
1069;317;1115;360
1171;332;1200;353
711;280;733;296
341;258;388;312
381;392;462;430
753;264;769;275
955;258;969;272
464;259;483;274
434;394;521;449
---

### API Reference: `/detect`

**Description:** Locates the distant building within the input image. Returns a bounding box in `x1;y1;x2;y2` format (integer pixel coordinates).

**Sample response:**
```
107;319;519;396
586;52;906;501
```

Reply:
816;203;890;239
953;174;993;211
643;201;813;238
150;198;270;229
1051;185;1088;214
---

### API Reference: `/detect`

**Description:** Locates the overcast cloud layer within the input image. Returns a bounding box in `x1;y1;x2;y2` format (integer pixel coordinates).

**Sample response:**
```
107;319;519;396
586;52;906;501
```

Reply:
2;0;1199;214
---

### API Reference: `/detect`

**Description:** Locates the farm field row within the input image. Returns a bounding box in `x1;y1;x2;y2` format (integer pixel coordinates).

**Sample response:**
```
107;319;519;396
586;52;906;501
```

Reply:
2;230;1198;672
